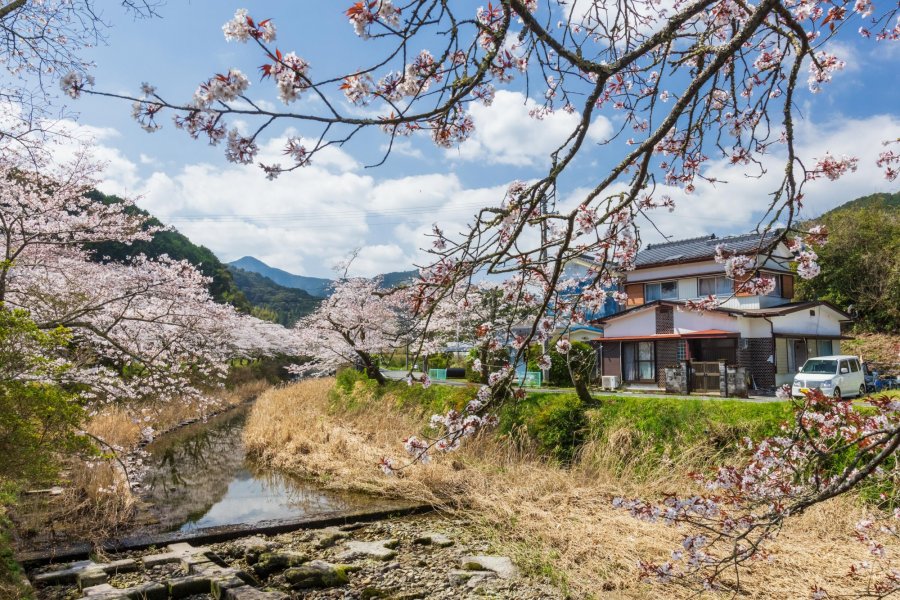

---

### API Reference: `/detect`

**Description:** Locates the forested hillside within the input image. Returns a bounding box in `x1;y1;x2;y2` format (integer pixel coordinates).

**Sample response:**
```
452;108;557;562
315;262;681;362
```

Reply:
228;267;321;326
87;190;252;312
797;191;899;333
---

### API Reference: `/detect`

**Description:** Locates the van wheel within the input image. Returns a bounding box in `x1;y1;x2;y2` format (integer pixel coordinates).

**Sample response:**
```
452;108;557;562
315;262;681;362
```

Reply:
859;384;867;398
832;387;841;400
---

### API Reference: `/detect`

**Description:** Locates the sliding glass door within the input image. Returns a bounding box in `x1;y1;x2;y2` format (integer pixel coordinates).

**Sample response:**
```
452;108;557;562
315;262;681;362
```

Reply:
623;341;655;382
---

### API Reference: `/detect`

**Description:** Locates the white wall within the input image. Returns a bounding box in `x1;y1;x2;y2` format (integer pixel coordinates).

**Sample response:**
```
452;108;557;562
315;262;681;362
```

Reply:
626;260;723;282
603;308;658;337
760;243;794;271
770;306;844;336
673;309;740;334
740;317;772;338
677;278;697;299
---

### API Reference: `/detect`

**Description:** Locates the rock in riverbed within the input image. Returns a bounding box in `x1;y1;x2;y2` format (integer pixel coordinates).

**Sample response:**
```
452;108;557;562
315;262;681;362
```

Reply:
28;514;562;600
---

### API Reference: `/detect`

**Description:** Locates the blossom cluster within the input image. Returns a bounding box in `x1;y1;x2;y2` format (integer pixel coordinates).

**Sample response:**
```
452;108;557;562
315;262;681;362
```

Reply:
614;388;900;593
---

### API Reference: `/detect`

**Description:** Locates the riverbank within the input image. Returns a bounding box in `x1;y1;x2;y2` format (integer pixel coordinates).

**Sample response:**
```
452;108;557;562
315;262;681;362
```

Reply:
244;373;897;599
7;380;271;561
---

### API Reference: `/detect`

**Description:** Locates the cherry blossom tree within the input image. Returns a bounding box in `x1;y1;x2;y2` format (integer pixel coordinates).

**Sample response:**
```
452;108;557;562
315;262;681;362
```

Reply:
71;0;899;400
290;275;405;385
0;151;285;406
0;0;159;158
67;3;900;586
614;388;900;596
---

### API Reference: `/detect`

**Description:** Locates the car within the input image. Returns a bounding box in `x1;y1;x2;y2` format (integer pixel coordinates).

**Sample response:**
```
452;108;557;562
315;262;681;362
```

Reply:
791;355;867;400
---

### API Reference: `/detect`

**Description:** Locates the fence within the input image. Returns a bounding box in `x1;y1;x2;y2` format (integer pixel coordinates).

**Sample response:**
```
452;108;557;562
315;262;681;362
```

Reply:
521;371;542;388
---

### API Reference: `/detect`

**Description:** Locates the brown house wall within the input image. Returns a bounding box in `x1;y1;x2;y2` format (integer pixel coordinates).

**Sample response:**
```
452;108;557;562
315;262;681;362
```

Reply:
737;337;776;390
656;306;674;334
655;340;679;387
625;283;644;307
600;342;622;379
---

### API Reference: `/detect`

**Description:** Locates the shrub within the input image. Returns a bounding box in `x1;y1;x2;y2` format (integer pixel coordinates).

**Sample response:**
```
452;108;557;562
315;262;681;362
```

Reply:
548;341;595;388
501;393;588;463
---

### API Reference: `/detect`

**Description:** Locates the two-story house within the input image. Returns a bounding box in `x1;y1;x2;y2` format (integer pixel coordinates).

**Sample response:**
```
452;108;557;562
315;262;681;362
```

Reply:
593;230;851;393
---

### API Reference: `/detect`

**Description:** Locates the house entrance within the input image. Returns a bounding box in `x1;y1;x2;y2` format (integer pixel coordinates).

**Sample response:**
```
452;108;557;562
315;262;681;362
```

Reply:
691;361;721;393
623;341;655;383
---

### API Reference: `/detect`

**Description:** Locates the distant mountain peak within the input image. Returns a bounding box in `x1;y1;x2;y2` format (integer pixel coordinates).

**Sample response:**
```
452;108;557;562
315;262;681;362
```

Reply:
227;256;418;297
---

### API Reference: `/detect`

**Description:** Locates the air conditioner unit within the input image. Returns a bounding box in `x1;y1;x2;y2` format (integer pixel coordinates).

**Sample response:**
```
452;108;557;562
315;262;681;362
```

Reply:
601;375;620;390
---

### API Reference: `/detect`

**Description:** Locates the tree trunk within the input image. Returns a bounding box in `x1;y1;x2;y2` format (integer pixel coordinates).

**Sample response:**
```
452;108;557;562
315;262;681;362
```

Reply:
572;374;593;405
479;347;490;385
358;350;386;385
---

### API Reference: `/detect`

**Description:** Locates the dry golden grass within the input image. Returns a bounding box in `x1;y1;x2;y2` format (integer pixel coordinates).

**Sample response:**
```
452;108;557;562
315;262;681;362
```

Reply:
244;379;898;599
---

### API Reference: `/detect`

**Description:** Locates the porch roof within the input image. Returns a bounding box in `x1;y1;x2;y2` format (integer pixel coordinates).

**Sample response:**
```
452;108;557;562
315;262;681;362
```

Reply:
598;329;736;342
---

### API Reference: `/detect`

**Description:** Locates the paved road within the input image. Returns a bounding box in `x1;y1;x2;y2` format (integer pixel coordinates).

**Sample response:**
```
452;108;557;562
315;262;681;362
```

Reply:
380;370;784;403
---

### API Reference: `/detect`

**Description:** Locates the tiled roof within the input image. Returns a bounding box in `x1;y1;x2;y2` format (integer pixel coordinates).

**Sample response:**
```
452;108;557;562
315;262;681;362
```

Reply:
634;229;784;268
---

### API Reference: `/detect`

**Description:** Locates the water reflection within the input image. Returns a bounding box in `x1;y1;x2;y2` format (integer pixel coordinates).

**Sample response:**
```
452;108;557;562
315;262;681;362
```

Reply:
142;406;369;532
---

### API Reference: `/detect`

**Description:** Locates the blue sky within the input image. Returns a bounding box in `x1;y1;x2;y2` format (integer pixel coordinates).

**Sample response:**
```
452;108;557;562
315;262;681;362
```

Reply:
63;1;899;277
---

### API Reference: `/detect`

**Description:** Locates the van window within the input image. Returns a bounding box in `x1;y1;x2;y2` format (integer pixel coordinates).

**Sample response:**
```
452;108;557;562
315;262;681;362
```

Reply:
839;360;850;373
850;359;860;372
802;359;838;374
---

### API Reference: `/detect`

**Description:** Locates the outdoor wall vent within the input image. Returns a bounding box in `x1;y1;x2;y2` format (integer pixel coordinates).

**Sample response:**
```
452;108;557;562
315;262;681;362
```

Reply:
809;309;816;316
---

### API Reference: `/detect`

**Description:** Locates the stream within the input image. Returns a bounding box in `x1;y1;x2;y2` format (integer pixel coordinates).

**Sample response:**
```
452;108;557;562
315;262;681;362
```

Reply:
141;404;374;532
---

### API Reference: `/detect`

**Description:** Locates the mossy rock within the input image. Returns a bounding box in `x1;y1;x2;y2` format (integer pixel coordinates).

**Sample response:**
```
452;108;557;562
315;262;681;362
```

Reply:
251;551;309;577
284;560;354;589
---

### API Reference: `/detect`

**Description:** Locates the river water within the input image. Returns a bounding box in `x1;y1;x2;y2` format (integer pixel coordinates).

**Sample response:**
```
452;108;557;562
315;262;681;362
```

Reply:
141;405;373;532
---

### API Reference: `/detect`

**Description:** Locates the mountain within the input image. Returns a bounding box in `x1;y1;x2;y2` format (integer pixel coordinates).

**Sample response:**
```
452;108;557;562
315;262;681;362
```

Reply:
796;190;899;333
227;268;321;326
229;256;333;297
819;191;899;218
228;256;418;296
380;269;420;288
86;191;252;312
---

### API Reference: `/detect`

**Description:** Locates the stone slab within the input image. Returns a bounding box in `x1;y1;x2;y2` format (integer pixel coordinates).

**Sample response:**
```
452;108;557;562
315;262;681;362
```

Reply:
167;575;212;598
460;555;519;579
77;568;108;590
338;539;399;561
413;532;453;547
224;586;289;600
33;560;96;585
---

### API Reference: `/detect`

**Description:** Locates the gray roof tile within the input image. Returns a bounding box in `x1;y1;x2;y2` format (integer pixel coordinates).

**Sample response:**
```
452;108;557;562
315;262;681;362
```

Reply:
634;229;783;268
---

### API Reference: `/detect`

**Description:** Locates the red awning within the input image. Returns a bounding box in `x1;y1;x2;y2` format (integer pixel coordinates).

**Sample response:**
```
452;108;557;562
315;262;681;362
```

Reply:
598;330;736;342
680;329;738;339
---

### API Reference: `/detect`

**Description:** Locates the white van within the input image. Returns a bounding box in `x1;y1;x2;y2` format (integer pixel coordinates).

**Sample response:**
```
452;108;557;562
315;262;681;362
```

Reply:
791;355;867;400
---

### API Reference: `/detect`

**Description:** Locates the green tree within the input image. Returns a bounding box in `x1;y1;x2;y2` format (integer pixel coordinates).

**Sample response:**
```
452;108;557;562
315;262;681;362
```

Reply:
796;201;900;333
0;306;91;483
549;341;596;404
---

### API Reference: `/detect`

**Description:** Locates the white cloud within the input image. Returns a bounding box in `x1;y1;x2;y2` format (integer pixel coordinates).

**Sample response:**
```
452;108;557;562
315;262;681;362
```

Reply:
45;108;896;279
578;113;900;246
450;90;612;166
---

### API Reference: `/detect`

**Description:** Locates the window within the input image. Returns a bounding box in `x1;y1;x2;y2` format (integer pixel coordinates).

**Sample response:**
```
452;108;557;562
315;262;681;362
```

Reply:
850;359;860;373
645;280;677;301
676;340;686;362
839;360;850;374
623;341;655;382
802;358;838;374
698;276;732;296
816;340;833;357
765;273;782;297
